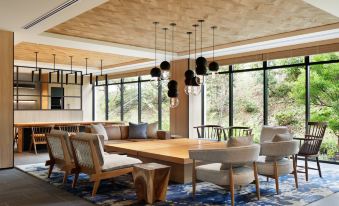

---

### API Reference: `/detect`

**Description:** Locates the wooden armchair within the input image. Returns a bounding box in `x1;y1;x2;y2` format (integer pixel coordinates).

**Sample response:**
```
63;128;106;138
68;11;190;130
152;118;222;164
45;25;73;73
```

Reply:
70;133;142;196
294;122;327;181
46;130;74;183
218;126;252;141
30;126;53;154
194;125;222;141
58;124;80;136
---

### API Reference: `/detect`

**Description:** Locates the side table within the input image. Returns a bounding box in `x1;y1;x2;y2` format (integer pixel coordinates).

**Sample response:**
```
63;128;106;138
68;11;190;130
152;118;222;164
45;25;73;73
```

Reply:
133;163;171;204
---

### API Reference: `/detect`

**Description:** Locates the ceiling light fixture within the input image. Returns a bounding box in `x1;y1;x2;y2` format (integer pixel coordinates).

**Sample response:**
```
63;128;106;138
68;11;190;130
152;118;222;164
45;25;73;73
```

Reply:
49;54;60;83
195;19;207;85
184;31;200;96
95;59;107;86
81;57;93;85
160;27;170;80
208;26;219;78
150;22;161;86
31;52;41;82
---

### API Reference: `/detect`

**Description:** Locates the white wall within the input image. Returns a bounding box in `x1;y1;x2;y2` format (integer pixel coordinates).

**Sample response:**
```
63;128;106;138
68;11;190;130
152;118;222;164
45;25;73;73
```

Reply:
188;87;203;138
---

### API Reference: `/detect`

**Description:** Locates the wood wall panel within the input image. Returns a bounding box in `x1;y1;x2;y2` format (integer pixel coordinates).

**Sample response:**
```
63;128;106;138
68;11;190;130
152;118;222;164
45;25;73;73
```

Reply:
0;30;14;169
170;59;189;138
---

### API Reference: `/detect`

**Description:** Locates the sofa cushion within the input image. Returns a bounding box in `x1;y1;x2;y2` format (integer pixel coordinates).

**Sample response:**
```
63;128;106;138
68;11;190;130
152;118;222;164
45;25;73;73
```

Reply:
91;124;108;141
105;125;121;140
128;122;148;139
128;138;158;142
120;126;129;139
147;122;158;139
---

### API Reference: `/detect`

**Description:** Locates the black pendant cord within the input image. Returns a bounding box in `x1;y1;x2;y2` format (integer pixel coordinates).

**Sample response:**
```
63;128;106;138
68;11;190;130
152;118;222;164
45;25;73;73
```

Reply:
187;32;192;70
163;27;167;61
53;54;56;71
70;56;73;73
85;58;88;75
198;20;204;57
212;26;216;61
170;23;176;63
100;59;103;76
35;52;38;71
153;22;159;68
193;24;198;61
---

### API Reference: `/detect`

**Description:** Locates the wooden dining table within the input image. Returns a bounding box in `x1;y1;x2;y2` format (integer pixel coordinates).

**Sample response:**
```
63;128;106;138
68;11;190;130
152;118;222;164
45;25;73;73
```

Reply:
14;121;124;153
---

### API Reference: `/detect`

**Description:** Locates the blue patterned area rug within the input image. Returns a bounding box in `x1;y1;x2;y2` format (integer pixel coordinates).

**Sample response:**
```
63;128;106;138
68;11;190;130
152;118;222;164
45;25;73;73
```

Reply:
16;162;339;206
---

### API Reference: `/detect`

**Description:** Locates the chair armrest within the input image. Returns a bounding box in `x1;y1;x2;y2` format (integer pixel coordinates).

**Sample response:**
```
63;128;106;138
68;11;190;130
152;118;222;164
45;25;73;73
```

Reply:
293;137;323;141
260;140;299;156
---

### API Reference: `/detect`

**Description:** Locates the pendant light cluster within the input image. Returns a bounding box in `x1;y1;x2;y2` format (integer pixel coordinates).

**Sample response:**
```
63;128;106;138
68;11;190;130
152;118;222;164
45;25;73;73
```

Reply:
149;19;220;108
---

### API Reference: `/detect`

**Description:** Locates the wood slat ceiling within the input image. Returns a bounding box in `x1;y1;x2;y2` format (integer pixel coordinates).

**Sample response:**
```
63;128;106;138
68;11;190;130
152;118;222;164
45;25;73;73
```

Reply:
47;0;339;52
14;42;150;69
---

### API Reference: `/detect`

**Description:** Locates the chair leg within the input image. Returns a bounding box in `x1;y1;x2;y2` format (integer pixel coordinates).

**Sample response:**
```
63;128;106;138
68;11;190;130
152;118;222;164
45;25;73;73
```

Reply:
305;157;308;181
72;172;79;188
292;155;298;189
253;162;260;200
47;163;54;178
29;140;33;152
274;161;279;194
229;166;234;206
316;157;322;178
266;177;269;182
63;171;69;184
192;160;196;198
92;180;101;197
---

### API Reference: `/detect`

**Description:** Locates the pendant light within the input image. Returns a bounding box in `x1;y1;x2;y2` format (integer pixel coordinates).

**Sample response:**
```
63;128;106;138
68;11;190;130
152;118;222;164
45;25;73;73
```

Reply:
208;26;219;78
31;52;41;82
81;57;93;85
49;54;60;83
95;59;107;86
150;21;161;86
66;56;74;85
160;27;170;80
184;32;200;96
167;22;179;109
195;19;207;85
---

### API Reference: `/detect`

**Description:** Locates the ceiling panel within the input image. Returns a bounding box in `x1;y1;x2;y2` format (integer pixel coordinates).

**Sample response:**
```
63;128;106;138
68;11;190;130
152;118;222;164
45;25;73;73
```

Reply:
47;0;339;52
14;42;149;69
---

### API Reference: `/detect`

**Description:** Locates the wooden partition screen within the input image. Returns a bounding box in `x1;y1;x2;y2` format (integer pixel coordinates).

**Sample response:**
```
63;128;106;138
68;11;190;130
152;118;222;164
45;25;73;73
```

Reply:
0;30;14;169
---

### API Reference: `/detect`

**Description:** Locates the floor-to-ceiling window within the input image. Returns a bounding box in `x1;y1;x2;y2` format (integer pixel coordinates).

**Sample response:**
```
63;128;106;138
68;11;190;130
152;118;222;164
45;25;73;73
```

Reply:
140;75;158;123
161;80;170;130
94;83;106;121
123;77;139;123
204;66;229;127
233;63;263;142
108;79;121;121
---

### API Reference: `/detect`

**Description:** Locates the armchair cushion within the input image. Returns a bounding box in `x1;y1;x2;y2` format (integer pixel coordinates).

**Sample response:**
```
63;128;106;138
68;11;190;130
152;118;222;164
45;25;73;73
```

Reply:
102;154;142;171
91;124;108;141
196;163;254;186
262;140;298;161
257;156;292;176
147;122;158;139
128;122;148;139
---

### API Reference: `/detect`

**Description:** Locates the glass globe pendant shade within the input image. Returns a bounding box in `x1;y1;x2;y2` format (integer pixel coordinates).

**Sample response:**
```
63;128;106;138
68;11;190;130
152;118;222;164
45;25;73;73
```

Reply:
169;97;179;108
150;66;161;87
161;70;171;80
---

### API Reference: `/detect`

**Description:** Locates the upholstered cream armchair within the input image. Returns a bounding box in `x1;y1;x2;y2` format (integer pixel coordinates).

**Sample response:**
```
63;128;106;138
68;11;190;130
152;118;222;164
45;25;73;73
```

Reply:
70;133;142;196
189;144;260;206
46;129;74;183
257;140;299;194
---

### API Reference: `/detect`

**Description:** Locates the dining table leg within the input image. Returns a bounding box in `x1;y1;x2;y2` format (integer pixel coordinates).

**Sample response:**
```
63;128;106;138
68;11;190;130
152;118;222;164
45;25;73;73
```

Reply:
17;127;23;153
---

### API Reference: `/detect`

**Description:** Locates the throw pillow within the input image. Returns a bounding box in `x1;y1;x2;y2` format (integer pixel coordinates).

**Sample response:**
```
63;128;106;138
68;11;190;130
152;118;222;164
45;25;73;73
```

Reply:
91;124;108;141
221;135;253;170
272;133;292;142
128;122;148;139
147;122;158;139
105;126;121;140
